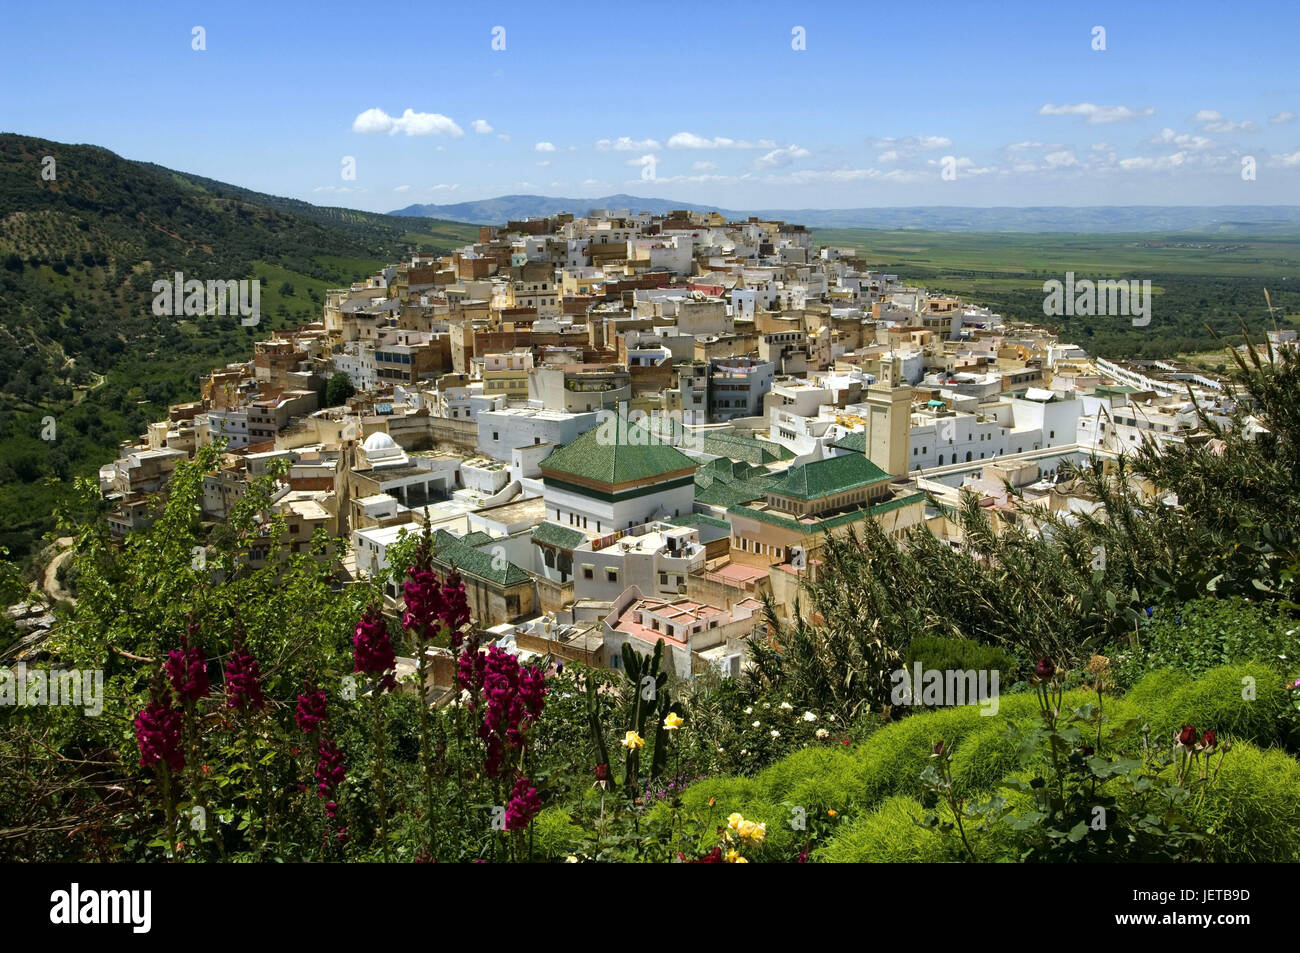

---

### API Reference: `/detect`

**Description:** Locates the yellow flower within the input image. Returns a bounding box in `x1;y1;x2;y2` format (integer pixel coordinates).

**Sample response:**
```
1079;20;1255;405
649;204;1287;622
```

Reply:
565;855;578;863
727;812;745;832
663;711;684;731
737;820;767;846
725;848;747;863
621;731;645;750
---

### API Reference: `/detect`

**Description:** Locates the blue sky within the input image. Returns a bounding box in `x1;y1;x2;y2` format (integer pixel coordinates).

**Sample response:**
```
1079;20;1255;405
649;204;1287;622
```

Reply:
3;0;1299;211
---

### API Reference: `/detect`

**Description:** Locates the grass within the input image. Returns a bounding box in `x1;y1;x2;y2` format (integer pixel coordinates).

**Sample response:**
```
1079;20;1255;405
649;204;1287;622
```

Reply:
809;230;1300;279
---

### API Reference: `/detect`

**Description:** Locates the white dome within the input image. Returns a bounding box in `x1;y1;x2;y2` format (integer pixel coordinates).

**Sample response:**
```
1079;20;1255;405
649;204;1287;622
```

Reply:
362;431;398;453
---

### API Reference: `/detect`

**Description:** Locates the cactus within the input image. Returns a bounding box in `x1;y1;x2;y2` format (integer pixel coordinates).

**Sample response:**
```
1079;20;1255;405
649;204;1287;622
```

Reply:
585;674;610;785
619;640;671;796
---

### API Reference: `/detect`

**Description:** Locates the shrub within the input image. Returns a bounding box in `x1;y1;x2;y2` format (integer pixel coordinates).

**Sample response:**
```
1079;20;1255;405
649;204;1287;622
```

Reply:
814;796;956;863
904;635;1019;685
1183;745;1300;862
1117;598;1299;688
530;807;585;860
1126;662;1296;751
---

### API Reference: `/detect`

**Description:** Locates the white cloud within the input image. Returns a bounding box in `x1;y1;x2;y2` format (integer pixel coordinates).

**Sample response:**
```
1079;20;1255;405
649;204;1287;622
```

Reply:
666;131;774;149
429;184;459;191
534;141;557;152
871;136;953;164
352;108;464;137
393;184;413;193
536;160;551;167
472;119;494;134
755;145;811;168
926;156;995;176
1191;110;1257;133
313;185;368;193
1042;150;1078;168
625;154;656;169
1118;152;1189;171
1038;103;1155;124
596;137;661;152
1203;119;1258;133
691;161;716;171
1006;140;1048;152
1269;150;1300;167
497;132;512;142
1149;128;1214;151
1269;111;1296;124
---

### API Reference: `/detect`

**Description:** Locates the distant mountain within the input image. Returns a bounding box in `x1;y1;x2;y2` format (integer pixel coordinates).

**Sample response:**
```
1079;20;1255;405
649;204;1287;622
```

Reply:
390;195;1300;234
390;193;725;224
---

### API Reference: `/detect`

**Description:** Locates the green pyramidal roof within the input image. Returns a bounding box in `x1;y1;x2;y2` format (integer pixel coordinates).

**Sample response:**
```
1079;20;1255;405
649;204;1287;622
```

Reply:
768;452;893;501
831;431;867;453
541;417;697;485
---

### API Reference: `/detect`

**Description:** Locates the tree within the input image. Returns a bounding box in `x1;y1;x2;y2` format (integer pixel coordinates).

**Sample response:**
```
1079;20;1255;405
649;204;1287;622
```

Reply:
325;372;355;408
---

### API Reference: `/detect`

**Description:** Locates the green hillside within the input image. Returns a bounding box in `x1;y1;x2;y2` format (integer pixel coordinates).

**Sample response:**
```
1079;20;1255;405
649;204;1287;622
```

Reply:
0;134;476;563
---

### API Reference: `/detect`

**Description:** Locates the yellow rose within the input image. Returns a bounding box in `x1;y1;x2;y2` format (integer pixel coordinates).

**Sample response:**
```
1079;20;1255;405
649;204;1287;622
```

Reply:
663;711;684;731
725;848;747;863
727;812;744;832
737;820;767;846
621;731;645;750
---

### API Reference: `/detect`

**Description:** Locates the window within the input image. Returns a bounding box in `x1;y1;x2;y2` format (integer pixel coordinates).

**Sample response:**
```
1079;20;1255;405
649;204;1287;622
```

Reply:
582;566;594;579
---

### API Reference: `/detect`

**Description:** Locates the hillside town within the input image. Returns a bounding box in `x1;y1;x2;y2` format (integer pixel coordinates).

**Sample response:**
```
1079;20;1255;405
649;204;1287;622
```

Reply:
96;207;1283;688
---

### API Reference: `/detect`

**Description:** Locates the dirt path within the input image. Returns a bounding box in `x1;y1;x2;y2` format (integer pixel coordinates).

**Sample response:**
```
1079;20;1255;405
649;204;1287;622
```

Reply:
42;536;76;604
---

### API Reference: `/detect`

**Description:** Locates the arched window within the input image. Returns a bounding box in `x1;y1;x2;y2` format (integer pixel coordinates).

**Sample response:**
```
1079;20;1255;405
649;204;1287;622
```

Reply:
938;454;944;466
965;451;973;462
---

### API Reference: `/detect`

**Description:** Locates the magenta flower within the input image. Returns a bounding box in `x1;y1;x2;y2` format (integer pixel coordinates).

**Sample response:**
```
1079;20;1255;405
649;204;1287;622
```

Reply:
295;688;328;733
466;645;547;777
403;568;445;643
135;695;184;773
224;640;265;711
353;605;397;693
457;642;487;699
165;629;209;703
441;571;471;643
315;738;346;798
504;778;541;831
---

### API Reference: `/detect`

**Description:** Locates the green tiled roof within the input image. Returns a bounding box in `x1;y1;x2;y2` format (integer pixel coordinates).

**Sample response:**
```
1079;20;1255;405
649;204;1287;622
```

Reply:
461;531;494;548
432;536;532;587
701;431;794;465
831;431;867;453
693;457;781;507
727;492;926;535
767;453;893;501
540;417;697;485
531;521;587;550
666;513;731;531
696;481;764;507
